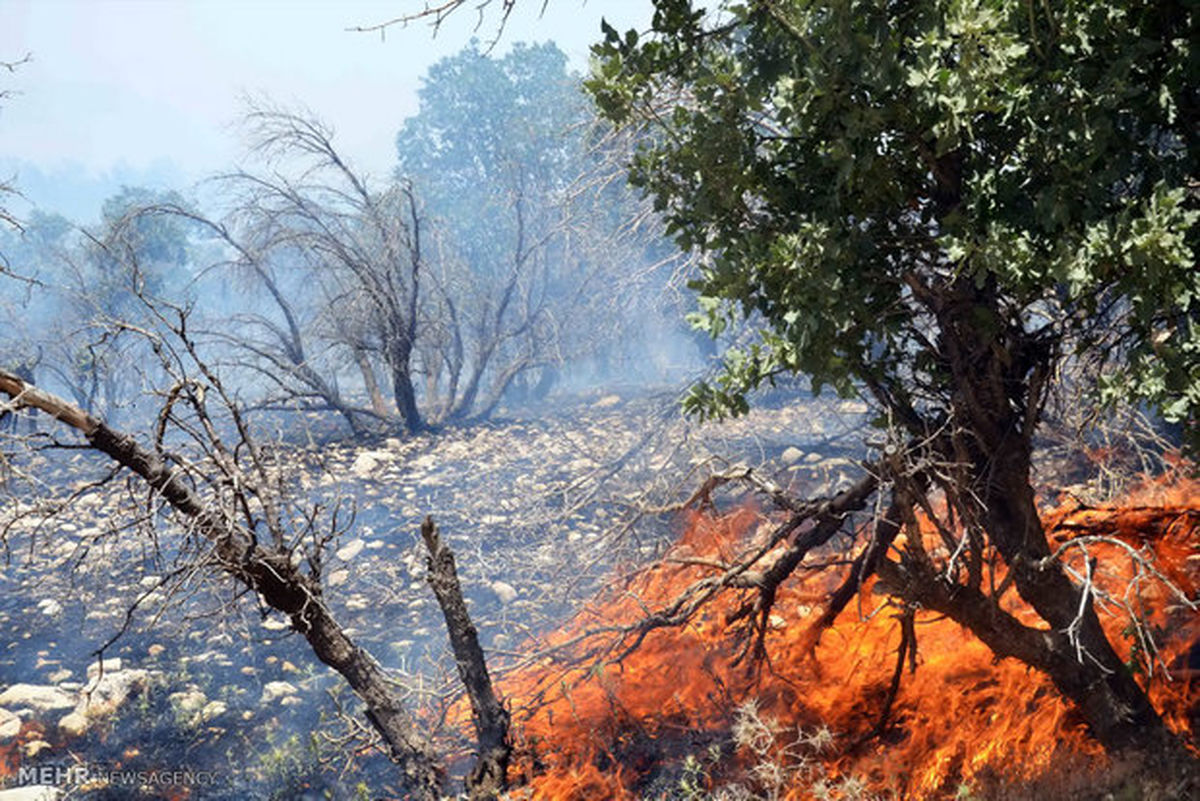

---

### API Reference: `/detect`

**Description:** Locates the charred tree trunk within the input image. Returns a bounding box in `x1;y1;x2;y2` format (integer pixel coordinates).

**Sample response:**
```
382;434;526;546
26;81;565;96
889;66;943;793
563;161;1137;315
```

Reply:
0;369;443;798
389;340;423;434
421;517;510;799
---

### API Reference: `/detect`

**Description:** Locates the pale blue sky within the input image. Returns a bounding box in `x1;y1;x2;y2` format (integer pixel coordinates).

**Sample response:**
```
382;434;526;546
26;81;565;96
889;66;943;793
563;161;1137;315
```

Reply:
0;1;653;184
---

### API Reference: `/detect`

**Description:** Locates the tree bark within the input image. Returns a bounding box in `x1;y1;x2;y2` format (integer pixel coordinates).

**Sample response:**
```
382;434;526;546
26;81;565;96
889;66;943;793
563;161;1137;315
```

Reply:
421;517;510;800
390;341;423;434
934;285;1168;751
355;347;392;419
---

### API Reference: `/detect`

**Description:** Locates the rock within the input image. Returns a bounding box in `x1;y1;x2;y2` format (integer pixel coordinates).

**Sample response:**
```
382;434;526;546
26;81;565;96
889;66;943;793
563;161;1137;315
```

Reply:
86;658;122;678
335;538;365;562
260;681;299;705
490;581;519;605
46;669;71;684
0;786;63;801
401;552;423;579
169;689;208;715
780;446;805;466
58;711;90;736
262;617;289;632
593;394;621;408
0;708;20;742
79;669;149;717
147;644;166;658
0;684;76;714
36;599;62;617
345;595;370;612
200;700;227;722
350;452;389;478
22;740;51;758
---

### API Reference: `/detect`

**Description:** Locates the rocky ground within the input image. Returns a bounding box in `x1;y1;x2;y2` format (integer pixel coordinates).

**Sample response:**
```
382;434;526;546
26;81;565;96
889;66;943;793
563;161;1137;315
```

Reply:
0;386;868;799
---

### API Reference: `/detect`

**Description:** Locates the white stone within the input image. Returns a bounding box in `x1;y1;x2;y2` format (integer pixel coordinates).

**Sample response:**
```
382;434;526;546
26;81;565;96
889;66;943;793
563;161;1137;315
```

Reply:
327;568;350;588
780;446;805;466
260;681;299;705
58;711;90;737
0;684;76;714
36;599;62;617
21;740;51;758
0;708;20;742
79;669;149;717
0;786;63;801
350;451;390;478
335;538;365;562
490;581;519;605
86;658;122;678
169;689;207;714
200;700;227;722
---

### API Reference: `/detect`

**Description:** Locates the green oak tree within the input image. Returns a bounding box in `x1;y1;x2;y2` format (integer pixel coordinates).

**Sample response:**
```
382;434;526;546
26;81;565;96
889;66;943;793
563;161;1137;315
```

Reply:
397;41;671;419
590;0;1196;754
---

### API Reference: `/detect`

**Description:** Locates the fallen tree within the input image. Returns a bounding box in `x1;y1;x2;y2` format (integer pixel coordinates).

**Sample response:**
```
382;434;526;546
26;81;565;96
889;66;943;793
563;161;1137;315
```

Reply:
0;359;510;798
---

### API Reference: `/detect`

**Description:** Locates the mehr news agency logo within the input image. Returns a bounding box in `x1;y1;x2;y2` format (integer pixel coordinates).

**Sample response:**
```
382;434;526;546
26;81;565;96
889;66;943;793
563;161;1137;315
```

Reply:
8;763;219;789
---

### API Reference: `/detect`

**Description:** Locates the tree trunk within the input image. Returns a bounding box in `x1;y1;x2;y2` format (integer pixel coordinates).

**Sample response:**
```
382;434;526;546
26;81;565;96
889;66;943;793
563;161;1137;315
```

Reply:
389;342;423;434
973;439;1166;750
355;347;391;419
421;517;510;799
936;285;1167;751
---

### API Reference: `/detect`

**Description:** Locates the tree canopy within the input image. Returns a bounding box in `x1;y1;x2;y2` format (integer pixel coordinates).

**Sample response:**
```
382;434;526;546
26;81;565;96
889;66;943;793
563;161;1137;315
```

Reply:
590;0;1197;448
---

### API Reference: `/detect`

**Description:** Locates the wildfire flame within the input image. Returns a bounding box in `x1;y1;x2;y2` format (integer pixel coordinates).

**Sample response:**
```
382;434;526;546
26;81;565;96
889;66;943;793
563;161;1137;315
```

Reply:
491;473;1198;799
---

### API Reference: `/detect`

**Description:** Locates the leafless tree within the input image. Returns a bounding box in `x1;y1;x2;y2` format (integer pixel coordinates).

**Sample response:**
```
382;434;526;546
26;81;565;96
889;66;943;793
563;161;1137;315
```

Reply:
348;0;529;48
209;108;427;434
0;53;32;235
0;272;511;798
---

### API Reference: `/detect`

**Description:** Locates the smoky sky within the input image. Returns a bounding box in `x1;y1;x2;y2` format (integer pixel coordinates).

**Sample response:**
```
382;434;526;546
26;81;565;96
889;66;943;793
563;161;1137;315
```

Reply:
0;0;652;182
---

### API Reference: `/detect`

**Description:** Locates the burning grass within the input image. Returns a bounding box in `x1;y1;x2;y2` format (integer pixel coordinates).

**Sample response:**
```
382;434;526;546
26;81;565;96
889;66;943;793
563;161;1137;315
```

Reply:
486;473;1199;799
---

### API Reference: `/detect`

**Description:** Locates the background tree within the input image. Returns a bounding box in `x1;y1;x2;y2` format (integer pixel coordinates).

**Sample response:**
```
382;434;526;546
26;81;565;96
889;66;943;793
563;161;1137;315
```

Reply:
0;53;31;234
396;41;670;420
589;0;1197;753
210;109;428;434
0;187;195;424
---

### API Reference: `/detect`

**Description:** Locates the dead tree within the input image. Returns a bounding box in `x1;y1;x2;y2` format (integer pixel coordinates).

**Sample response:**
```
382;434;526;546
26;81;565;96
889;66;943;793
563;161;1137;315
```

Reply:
215;107;426;434
0;359;447;797
422;516;511;799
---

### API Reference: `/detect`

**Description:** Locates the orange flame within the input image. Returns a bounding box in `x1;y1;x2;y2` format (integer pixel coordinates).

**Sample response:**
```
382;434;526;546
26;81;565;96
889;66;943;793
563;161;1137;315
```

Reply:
488;474;1198;798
